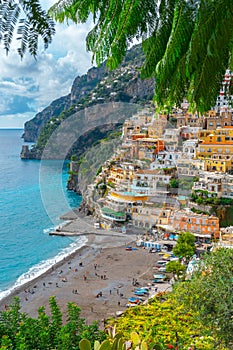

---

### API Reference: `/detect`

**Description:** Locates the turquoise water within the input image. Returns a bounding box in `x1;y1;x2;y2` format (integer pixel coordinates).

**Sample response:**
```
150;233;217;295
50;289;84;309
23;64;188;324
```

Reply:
0;129;83;298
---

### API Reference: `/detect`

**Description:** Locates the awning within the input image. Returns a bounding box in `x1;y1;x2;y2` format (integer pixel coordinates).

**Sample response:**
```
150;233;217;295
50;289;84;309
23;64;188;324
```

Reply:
157;224;174;232
193;233;211;238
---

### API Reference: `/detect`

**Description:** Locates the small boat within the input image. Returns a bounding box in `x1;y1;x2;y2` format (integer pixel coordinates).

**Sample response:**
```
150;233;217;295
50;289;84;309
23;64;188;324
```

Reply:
134;291;146;296
126;303;138;307
157;266;167;272
153;274;166;283
116;310;124;316
155;260;168;267
153;274;166;279
134;288;149;293
128;297;141;304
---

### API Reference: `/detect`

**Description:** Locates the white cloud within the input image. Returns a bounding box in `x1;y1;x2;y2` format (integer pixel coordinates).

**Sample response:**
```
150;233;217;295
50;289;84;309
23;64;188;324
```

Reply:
0;112;35;128
0;17;94;128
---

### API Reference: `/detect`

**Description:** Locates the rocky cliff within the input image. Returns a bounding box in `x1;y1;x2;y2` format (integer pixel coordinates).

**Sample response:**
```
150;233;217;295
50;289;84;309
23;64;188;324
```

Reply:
22;44;155;147
23;65;106;142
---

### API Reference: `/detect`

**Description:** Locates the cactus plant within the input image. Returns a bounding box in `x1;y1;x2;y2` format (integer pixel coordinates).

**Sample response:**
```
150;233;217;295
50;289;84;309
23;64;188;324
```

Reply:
79;332;150;350
79;339;92;350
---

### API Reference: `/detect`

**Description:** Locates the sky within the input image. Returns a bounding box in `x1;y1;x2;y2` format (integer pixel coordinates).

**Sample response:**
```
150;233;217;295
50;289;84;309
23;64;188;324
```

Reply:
0;1;94;129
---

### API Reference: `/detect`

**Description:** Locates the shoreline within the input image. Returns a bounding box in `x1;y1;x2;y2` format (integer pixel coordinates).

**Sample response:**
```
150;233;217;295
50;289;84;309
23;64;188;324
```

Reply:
0;237;90;302
0;214;171;326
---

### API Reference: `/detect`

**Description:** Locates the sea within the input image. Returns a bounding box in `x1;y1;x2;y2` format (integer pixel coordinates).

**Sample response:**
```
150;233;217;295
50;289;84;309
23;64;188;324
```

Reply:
0;129;85;300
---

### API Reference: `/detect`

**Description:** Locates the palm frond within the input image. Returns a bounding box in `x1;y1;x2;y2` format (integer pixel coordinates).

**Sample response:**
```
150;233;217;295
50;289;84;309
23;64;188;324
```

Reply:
186;0;233;111
0;0;55;57
0;0;20;54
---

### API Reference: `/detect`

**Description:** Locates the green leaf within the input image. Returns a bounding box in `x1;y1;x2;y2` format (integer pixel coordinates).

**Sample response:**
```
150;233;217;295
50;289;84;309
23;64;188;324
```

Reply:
141;340;148;350
94;340;101;350
130;331;140;345
79;339;92;350
99;339;111;350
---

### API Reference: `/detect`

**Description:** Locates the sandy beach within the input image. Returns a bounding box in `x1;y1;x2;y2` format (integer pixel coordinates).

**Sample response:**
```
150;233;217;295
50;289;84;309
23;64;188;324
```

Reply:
0;213;171;327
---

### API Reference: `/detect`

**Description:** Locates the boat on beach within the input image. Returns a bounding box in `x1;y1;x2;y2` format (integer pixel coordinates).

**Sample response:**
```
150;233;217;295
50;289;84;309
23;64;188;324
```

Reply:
153;274;166;283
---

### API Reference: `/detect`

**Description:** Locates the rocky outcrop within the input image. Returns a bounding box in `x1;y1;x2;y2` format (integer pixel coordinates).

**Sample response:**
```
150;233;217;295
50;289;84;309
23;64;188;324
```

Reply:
20;145;42;159
67;161;81;194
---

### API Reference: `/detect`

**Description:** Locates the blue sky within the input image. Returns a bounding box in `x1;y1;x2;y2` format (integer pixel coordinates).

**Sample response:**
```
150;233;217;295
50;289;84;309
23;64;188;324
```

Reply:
0;3;93;128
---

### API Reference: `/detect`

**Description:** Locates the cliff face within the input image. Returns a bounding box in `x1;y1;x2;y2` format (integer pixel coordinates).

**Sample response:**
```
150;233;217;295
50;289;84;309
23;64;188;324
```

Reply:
23;66;106;142
23;95;70;142
23;45;154;143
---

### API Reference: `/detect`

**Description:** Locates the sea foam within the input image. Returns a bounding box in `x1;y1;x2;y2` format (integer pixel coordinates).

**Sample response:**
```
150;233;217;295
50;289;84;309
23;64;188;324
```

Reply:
0;235;87;301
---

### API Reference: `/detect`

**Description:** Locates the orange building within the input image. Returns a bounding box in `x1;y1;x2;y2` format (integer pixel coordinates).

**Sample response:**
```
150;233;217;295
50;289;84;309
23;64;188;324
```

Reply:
172;209;220;239
131;138;165;160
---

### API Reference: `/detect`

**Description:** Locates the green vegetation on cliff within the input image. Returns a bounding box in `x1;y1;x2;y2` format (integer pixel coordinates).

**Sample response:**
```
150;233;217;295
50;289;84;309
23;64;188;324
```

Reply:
69;128;122;195
25;44;154;154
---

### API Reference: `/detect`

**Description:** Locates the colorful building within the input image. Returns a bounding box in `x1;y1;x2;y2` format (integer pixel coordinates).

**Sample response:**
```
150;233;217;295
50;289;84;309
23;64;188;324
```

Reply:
205;110;233;129
196;127;233;172
131;138;165;161
172;209;220;239
132;202;173;229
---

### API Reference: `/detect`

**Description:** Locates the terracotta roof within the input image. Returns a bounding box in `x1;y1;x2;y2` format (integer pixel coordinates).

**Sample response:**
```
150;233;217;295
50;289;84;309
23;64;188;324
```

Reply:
135;169;163;175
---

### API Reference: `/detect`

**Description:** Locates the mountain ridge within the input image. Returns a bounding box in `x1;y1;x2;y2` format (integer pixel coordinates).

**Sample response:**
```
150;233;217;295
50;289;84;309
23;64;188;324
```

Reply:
21;45;155;159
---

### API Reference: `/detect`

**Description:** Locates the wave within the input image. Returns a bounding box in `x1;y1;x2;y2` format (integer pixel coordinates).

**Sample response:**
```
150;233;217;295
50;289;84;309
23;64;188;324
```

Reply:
43;227;55;234
0;235;87;301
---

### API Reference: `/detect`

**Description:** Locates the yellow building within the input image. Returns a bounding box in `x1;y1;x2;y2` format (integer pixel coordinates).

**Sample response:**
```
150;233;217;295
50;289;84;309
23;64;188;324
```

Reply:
204;157;233;172
196;127;233;172
110;191;148;203
198;127;233;142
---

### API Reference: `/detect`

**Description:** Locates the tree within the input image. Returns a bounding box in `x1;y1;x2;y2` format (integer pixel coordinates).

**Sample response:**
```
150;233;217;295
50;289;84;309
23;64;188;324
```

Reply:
172;231;196;261
49;0;233;112
169;178;179;189
166;260;186;281
0;296;106;349
1;1;233;112
173;248;233;348
0;0;55;57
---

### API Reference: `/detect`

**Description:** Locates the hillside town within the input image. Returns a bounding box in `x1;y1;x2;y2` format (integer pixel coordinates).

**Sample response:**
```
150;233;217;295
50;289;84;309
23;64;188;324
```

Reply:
76;70;233;249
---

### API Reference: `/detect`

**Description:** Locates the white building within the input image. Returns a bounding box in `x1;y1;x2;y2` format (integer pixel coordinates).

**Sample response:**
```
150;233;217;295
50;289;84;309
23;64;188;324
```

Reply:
215;69;233;113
